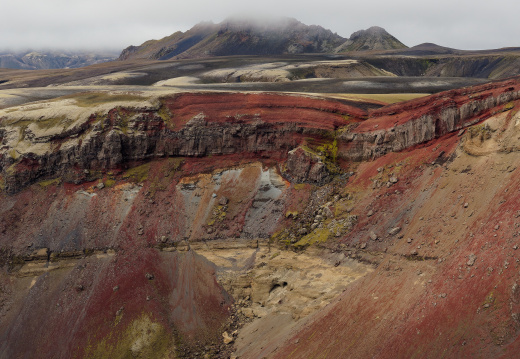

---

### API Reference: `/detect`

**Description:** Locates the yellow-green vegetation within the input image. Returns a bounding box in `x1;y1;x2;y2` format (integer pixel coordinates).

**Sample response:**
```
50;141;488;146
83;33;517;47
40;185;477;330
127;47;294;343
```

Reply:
114;308;124;327
5;163;17;176
328;93;429;104
341;114;351;122
83;314;173;359
67;92;145;108
504;101;516;111
468;123;494;142
34;115;72;131
104;179;116;188
294;214;358;249
110;107;138;134
285;211;299;219
157;105;172;123
293;183;308;190
123;163;151;183
317;138;338;163
270;251;281;259
38;178;61;188
337;123;359;136
294;228;331;248
208;205;227;226
269;229;292;246
303;135;340;174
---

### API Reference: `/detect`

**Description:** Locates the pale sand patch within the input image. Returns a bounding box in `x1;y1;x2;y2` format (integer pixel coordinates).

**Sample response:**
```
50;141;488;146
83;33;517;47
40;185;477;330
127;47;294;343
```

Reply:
153;76;201;87
100;72;147;81
195;243;372;358
201;59;373;83
203;67;291;82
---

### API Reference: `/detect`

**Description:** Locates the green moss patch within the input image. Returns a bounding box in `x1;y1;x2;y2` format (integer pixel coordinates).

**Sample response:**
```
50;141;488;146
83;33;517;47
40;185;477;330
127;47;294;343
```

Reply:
208;205;227;226
294;228;331;248
123;163;151;183
34;115;73;130
67;92;145;108
38;178;61;188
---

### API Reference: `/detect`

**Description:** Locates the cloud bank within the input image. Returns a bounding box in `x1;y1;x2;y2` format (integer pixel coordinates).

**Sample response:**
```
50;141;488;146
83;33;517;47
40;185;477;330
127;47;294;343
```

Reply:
2;0;519;51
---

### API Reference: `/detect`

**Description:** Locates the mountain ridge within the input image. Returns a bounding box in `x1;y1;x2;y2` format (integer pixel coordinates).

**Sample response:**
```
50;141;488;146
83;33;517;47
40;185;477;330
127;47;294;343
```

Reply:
0;50;117;70
119;17;407;61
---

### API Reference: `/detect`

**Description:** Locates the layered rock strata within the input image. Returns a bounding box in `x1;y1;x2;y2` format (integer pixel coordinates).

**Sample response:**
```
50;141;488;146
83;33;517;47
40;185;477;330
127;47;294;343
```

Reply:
0;93;364;192
342;79;520;160
1;78;520;193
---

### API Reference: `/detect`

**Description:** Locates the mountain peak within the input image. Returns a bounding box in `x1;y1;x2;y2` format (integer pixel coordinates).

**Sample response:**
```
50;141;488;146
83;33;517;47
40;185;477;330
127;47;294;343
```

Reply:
336;26;407;52
351;26;387;37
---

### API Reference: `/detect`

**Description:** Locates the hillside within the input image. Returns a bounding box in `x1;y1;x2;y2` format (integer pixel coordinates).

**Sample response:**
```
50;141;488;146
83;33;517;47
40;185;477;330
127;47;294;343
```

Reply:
335;26;407;52
2;72;520;357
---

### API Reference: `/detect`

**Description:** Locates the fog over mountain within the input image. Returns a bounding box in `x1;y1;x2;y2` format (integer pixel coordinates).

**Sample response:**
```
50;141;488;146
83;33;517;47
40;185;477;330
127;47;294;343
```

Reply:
119;18;407;61
1;0;520;51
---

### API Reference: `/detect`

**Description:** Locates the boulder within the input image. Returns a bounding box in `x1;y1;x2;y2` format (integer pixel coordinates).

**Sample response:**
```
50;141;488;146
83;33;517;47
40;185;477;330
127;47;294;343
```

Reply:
284;146;331;184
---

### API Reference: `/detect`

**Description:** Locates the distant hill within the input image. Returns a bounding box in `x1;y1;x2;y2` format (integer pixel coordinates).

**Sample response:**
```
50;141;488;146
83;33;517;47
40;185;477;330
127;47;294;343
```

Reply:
335;26;407;52
0;51;117;70
119;18;406;61
385;42;461;56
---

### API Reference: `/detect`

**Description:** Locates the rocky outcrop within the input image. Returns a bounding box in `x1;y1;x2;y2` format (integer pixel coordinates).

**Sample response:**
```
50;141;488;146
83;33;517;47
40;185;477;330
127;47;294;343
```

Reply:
2;78;520;193
341;78;520;161
283;146;331;184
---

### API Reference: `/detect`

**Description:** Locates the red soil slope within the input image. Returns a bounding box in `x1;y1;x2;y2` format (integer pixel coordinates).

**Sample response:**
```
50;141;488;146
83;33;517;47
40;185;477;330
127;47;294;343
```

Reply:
2;79;520;358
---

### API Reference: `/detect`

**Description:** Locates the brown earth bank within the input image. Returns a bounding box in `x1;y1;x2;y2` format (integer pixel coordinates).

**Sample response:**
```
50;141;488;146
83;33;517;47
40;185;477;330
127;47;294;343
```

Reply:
2;77;520;358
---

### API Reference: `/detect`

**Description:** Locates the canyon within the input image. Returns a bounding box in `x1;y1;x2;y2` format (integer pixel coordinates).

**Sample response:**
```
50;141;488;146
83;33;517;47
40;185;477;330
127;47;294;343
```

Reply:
1;69;520;358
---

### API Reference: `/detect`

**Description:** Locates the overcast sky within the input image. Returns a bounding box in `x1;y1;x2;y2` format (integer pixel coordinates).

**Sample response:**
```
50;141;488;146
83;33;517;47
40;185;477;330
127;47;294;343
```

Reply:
2;0;519;52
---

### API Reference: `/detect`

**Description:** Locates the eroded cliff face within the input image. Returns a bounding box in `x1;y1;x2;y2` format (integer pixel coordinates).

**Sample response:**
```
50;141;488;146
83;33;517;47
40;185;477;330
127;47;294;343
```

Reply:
342;79;520;161
2;79;520;194
0;92;365;193
3;79;520;358
271;105;520;359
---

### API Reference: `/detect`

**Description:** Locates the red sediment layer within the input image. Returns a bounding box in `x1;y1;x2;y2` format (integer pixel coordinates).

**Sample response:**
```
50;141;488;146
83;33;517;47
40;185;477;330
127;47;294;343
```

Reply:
356;78;520;133
163;92;366;130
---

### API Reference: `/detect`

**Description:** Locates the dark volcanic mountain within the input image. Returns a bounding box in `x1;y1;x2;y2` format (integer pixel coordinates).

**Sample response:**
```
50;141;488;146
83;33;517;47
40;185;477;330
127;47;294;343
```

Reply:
0;51;117;70
119;18;406;61
335;26;407;52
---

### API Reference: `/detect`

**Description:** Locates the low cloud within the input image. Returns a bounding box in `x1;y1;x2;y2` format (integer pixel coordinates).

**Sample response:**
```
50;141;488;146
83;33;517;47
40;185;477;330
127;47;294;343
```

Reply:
1;0;519;51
